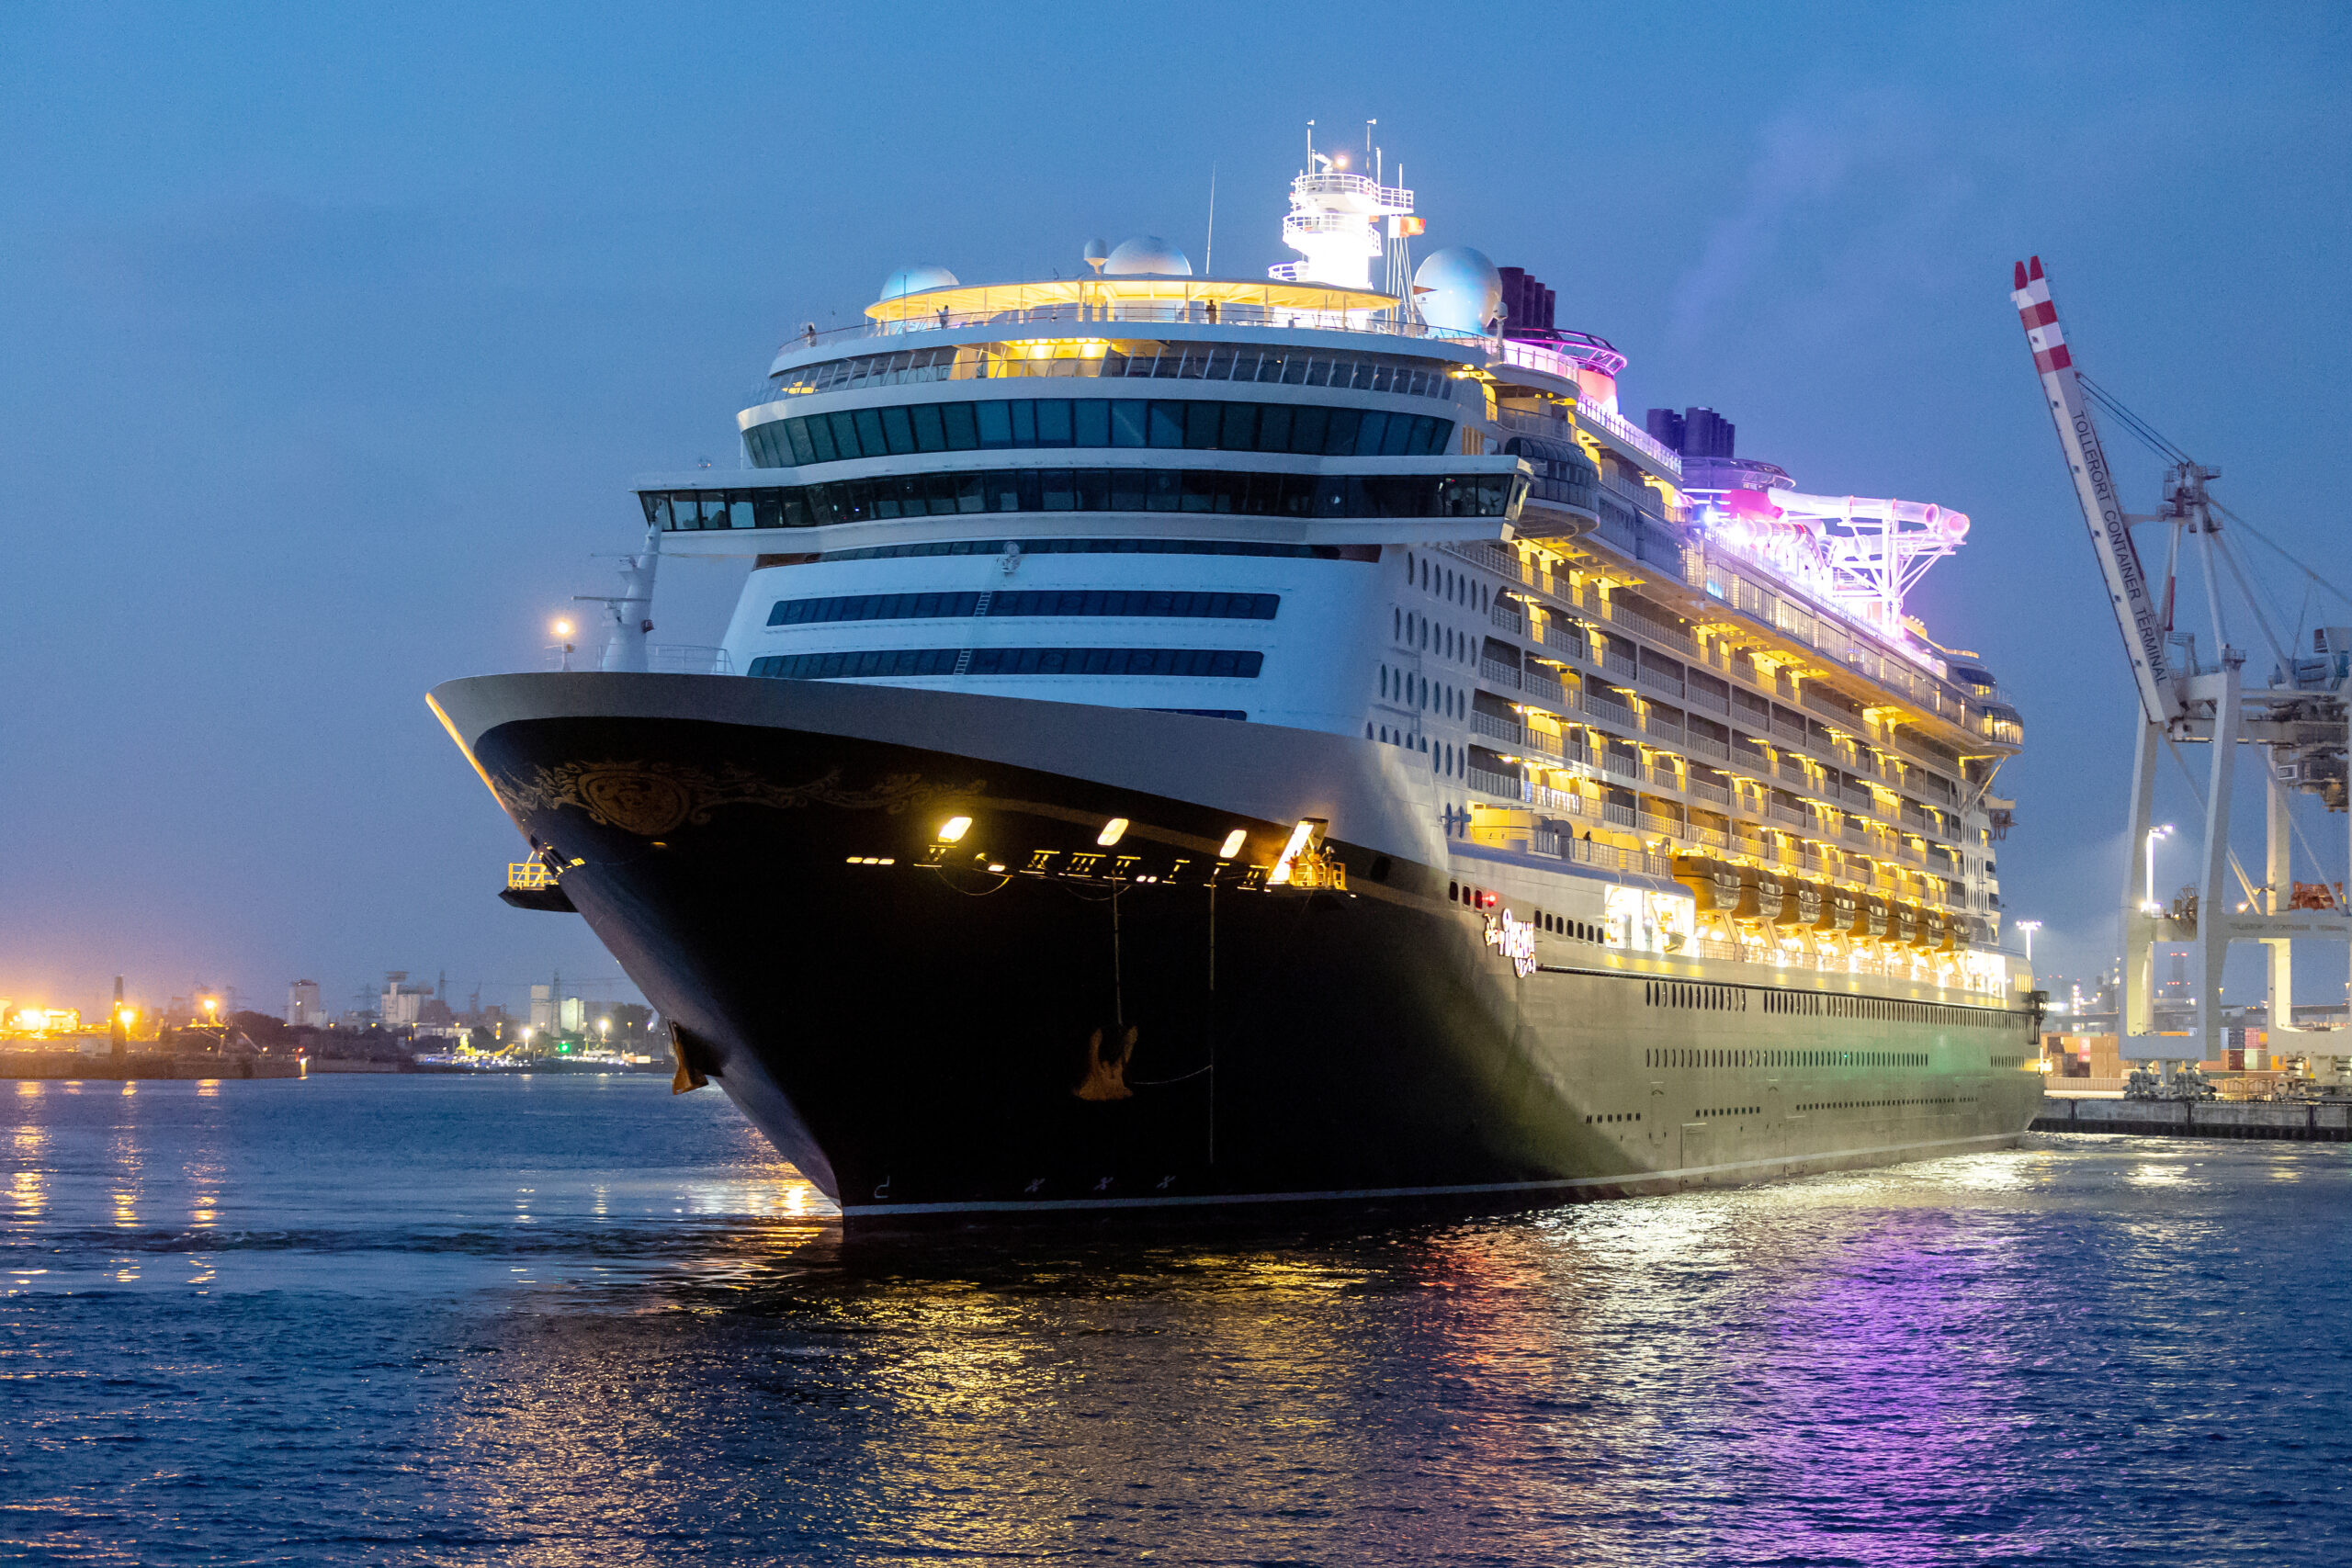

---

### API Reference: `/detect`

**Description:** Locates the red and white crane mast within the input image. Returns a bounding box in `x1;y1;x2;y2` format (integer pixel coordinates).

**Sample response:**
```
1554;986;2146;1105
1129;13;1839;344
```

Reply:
2010;257;2178;727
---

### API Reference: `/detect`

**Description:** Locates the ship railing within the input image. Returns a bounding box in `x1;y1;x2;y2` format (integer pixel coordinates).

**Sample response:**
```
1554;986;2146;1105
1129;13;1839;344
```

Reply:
1523;667;1566;705
1480;657;1522;690
649;644;736;675
1471;711;1522;747
1530;827;1673;880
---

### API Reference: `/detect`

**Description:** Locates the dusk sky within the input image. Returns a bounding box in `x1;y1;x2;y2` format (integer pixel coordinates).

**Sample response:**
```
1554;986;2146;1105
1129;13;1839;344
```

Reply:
4;2;2346;1019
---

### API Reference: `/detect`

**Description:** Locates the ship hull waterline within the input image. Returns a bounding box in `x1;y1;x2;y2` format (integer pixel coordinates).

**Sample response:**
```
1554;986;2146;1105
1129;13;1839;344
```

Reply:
431;672;2044;1228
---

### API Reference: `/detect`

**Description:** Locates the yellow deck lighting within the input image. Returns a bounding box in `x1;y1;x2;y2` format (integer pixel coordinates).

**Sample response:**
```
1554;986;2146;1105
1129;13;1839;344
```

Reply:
1218;829;1249;859
1268;819;1321;886
937;816;973;843
1097;818;1129;847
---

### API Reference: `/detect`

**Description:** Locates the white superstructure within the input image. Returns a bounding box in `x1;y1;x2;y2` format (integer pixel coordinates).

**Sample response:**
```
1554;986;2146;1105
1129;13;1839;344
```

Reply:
624;161;2025;1001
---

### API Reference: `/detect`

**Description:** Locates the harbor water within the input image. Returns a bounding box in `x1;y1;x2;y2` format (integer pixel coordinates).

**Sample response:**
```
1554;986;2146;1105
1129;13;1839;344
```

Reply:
4;1075;2347;1565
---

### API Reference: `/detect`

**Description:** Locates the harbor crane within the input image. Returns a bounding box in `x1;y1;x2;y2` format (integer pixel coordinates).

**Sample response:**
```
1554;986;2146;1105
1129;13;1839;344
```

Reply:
2012;256;2351;1081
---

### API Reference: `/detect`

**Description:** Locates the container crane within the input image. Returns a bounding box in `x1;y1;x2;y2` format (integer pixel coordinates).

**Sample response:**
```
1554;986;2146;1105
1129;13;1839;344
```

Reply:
2011;257;2350;1082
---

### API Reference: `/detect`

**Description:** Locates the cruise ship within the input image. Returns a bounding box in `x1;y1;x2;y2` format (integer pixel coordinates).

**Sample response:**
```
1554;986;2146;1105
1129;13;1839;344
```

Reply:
430;147;2045;1224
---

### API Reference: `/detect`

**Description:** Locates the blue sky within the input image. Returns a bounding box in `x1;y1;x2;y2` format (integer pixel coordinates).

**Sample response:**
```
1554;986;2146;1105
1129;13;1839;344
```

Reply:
3;1;2346;1018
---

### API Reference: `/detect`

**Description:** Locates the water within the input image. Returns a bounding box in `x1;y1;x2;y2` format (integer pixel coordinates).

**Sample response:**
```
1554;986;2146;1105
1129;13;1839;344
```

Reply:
4;1075;2346;1566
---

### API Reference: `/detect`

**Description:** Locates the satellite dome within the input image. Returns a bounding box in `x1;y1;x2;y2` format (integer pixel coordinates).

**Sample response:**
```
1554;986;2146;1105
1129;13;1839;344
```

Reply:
878;264;959;302
1413;247;1503;335
1082;238;1110;273
1104;236;1193;276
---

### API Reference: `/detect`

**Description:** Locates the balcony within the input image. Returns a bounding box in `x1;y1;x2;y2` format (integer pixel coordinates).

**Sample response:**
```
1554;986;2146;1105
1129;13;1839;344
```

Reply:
1471;711;1522;747
1524;667;1566;705
1468;764;1522;799
1480;657;1521;690
1583;686;1634;729
1491;600;1524;636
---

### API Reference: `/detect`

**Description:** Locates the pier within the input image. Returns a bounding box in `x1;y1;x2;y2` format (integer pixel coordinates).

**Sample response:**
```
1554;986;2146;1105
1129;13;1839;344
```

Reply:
2033;1093;2351;1142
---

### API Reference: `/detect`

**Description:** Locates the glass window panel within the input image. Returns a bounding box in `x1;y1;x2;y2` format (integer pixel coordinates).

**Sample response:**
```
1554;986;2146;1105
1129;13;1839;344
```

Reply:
1035;399;1074;446
1408;415;1436;456
1323;407;1362;457
1370;364;1394;393
1255;353;1284;383
1379;410;1414;457
1204;350;1230;379
1256;403;1292;452
873;479;905;520
640;493;668;527
1111;400;1148;447
1406;370;1428;397
910;403;946;452
752;494;784;529
1010;400;1037;446
786;419;818;465
1150;352;1183;378
986;470;1020;512
975;400;1013;448
1303;358;1331;387
942;402;978;450
806;413;841;462
1109;469;1148;510
1148;400;1185;448
1073;399;1110;446
728;496;756;528
1289;405;1329;455
780;491;810;526
925;473;959;515
853;408;888;456
879;406;916;455
1180;470;1216;513
1351;361;1377;389
1283;355;1310;385
1219;402;1257;450
1147;469;1181;512
1042;468;1076;510
1183;401;1219;449
1016;469;1042;511
1075;469;1111;511
1356;410;1390;456
1178;350;1207;378
955;473;986;513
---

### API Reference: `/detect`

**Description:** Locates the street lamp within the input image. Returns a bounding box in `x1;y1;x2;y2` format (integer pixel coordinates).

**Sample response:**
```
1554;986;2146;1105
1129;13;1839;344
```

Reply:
2015;919;2041;963
2143;824;2174;913
553;618;575;671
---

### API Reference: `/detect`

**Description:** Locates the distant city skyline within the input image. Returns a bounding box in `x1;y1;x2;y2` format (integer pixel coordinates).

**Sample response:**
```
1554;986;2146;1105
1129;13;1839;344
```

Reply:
4;1;2346;1010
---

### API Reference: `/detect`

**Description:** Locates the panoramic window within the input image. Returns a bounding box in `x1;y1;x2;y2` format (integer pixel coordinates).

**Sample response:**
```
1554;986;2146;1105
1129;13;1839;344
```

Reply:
742;398;1456;468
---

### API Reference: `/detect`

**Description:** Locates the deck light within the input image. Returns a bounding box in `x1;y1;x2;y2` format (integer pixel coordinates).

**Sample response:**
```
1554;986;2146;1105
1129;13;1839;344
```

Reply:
1269;818;1321;886
1097;818;1129;847
1219;829;1248;859
937;816;972;843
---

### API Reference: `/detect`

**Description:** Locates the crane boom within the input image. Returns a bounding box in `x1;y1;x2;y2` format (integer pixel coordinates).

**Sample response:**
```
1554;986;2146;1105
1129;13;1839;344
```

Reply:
2010;256;2178;724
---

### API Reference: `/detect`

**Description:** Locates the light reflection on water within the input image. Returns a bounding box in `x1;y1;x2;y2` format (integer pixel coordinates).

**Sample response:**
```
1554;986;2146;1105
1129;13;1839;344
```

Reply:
2;1077;2346;1566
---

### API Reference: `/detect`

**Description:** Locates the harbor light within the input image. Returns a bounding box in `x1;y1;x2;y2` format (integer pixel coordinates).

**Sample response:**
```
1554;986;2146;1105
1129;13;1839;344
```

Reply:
1219;829;1248;859
2015;919;2041;962
937;816;972;843
1097;818;1129;847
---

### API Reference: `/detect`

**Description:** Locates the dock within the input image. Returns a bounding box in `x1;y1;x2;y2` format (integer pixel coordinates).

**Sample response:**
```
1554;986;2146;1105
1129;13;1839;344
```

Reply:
2;1052;305;1081
2033;1093;2351;1142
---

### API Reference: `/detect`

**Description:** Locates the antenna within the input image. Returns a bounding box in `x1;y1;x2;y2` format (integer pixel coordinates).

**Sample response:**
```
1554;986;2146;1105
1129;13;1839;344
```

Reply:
1366;118;1375;154
1204;163;1216;276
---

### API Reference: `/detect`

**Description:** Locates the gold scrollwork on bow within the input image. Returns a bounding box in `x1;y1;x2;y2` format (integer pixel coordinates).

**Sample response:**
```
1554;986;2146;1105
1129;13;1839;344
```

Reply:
494;761;980;838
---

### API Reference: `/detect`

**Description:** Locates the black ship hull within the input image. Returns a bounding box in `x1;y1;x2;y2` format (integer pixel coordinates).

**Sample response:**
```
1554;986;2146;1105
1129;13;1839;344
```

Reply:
432;673;2043;1226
